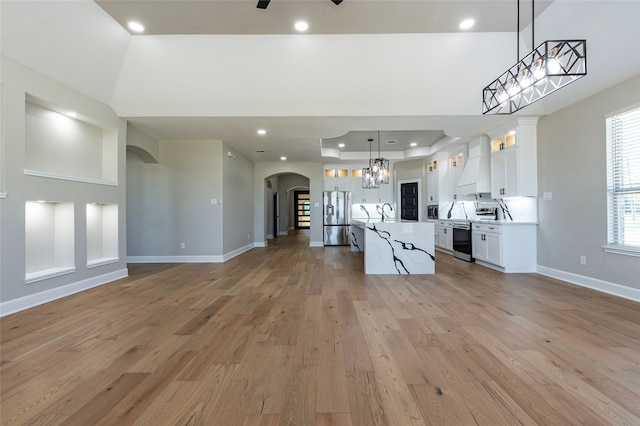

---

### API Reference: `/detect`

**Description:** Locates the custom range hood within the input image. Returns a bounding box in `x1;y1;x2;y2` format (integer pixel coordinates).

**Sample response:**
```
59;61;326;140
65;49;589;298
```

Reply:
457;136;491;195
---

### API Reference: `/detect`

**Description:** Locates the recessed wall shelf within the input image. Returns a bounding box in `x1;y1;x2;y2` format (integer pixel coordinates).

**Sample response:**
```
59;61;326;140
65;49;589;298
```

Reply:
86;203;119;267
25;201;75;284
24;96;118;184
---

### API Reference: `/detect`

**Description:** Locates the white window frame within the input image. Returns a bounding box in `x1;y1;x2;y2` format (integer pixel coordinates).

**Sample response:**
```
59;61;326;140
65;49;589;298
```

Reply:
604;104;640;257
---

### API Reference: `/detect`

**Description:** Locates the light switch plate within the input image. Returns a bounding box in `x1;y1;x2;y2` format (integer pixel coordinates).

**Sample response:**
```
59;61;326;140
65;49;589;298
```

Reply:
543;192;552;201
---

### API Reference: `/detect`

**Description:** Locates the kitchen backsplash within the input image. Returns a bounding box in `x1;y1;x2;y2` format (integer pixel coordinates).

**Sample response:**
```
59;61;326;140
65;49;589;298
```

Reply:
352;203;397;220
437;197;537;222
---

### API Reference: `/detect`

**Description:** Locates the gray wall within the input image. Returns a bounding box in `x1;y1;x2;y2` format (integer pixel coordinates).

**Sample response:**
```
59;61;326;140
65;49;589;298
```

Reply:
126;139;223;257
537;74;640;290
0;58;127;304
222;142;254;254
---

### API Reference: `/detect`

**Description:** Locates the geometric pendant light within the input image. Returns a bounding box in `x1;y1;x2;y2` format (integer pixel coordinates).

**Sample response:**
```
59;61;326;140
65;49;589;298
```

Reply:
482;0;586;114
369;131;390;185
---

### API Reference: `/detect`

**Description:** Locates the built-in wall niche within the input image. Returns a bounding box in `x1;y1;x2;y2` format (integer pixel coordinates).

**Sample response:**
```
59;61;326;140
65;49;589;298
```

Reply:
86;203;119;268
25;201;75;284
24;95;118;185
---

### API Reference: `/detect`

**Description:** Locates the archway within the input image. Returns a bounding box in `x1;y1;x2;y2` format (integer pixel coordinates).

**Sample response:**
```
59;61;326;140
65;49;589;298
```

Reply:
254;163;323;247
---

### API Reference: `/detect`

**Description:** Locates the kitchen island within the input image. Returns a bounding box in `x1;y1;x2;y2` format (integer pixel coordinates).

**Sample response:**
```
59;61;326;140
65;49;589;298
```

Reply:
350;220;435;274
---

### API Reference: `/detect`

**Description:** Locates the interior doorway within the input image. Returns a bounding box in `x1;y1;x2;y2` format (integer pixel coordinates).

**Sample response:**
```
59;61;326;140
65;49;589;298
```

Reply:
400;182;419;221
294;191;311;229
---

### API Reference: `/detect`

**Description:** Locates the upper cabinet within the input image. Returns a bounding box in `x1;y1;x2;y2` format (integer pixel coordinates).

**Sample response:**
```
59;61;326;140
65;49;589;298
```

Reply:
323;168;351;191
489;118;538;198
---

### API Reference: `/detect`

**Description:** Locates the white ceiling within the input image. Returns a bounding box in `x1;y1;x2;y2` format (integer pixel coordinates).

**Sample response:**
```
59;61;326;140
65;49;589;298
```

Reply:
95;0;553;35
3;1;640;163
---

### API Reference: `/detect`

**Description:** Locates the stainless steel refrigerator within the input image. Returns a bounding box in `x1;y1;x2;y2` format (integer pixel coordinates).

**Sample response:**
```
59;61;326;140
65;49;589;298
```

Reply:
323;191;351;245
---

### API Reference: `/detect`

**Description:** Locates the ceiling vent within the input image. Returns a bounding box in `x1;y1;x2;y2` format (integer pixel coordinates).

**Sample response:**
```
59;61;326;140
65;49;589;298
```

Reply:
386;140;397;145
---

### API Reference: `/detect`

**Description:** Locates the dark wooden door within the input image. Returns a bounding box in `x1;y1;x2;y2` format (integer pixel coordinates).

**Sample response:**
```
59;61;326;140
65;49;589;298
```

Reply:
401;182;419;221
295;191;311;229
273;192;278;238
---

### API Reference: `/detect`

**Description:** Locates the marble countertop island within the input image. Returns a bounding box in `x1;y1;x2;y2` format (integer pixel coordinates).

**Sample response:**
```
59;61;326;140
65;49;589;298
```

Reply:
350;220;435;275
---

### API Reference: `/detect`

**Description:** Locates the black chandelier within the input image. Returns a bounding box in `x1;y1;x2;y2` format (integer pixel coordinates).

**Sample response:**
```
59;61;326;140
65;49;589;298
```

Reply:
362;131;389;188
482;0;586;114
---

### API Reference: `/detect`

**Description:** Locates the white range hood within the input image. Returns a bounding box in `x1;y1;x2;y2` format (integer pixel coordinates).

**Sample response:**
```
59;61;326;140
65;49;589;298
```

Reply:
457;136;491;195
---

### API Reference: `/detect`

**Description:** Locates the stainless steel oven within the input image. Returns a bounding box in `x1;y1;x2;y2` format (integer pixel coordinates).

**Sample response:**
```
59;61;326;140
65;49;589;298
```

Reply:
452;220;473;262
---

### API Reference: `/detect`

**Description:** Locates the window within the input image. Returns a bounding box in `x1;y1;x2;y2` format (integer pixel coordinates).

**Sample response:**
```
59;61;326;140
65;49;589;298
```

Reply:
606;105;640;255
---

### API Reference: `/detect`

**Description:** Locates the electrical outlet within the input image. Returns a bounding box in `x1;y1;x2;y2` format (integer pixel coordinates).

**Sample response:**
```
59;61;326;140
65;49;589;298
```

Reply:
580;255;586;265
180;242;185;249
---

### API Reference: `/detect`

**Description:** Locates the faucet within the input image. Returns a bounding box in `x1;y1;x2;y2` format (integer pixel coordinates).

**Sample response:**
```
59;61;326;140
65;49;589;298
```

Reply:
377;203;393;221
359;204;370;221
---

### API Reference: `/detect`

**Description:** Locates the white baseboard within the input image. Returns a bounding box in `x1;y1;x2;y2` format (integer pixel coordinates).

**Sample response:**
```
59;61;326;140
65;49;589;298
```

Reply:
310;241;324;247
266;234;274;239
222;244;254;261
0;269;129;317
127;255;224;263
537;265;640;303
255;241;267;248
278;231;289;236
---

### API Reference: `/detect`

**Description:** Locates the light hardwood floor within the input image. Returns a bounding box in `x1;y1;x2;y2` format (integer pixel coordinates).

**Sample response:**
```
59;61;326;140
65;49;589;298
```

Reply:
1;230;639;425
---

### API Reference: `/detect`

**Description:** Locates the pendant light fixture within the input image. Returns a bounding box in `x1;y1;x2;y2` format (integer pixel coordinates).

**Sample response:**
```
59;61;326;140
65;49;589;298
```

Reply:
482;0;586;114
370;131;390;185
362;138;379;189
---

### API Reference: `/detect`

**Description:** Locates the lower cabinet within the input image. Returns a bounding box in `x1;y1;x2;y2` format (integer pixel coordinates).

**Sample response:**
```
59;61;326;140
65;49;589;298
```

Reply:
472;222;536;273
472;225;501;265
436;221;453;251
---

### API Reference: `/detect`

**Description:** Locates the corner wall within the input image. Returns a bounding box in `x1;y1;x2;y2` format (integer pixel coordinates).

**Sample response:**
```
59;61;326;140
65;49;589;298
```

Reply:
537;74;640;296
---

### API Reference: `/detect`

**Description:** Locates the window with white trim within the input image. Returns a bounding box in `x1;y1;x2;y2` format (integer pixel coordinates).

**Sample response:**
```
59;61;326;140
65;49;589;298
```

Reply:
606;105;640;252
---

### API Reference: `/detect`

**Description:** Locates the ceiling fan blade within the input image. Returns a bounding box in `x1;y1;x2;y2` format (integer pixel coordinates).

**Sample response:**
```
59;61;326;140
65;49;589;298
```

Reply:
257;0;270;9
332;0;343;4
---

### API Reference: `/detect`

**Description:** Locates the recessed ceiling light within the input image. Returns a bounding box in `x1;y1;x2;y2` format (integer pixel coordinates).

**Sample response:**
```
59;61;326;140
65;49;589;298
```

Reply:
127;21;145;33
280;156;287;161
459;19;475;30
338;143;345;148
257;129;266;135
410;142;417;147
294;21;309;32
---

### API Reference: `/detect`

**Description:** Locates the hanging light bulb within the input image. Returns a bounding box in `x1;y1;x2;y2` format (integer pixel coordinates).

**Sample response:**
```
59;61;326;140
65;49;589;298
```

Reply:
547;46;562;74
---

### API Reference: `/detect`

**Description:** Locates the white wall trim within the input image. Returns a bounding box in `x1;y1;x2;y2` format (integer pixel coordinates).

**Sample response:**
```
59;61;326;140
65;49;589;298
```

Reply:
310;241;324;247
266;234;274;239
255;241;267;248
24;169;119;186
537;265;640;303
127;255;224;263
278;231;289;236
222;244;254;262
0;269;129;317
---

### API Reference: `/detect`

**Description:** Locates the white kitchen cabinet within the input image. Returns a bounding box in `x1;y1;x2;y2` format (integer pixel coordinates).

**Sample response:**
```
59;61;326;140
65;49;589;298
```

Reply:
471;222;536;272
491;146;518;197
427;171;439;203
448;165;466;201
323;169;351;192
489;118;538;198
472;223;501;265
436;220;453;251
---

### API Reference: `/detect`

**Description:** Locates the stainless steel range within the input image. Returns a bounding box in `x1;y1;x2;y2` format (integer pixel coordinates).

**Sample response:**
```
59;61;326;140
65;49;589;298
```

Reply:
452;220;474;262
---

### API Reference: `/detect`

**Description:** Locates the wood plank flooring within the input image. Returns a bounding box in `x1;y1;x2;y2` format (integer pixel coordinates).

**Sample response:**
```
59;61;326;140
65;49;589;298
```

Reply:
1;230;639;425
